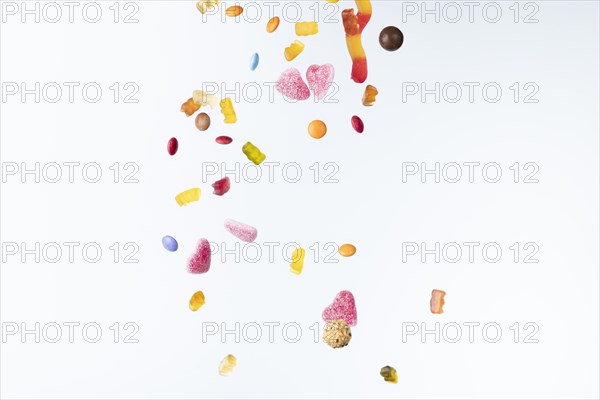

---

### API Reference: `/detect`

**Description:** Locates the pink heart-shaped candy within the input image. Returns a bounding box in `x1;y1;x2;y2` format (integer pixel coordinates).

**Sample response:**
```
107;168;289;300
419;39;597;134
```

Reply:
306;64;335;101
322;290;357;326
276;68;310;101
188;238;211;274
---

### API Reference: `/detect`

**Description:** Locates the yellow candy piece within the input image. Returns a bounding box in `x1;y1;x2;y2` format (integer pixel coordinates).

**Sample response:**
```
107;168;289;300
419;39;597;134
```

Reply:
338;244;356;257
196;0;220;14
189;290;205;312
295;22;318;36
242;142;266;165
193;90;219;109
219;354;237;376
290;248;306;275
326;0;339;2
219;98;237;123
284;40;305;62
362;84;378;106
380;366;398;384
175;188;201;206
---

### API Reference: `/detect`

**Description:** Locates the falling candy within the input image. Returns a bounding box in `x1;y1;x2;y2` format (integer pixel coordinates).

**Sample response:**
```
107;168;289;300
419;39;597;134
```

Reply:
323;319;352;349
342;0;372;83
196;0;220;14
215;136;233;145
181;97;200;116
242;141;266;165
295;21;318;36
351;115;364;133
249;53;259;71
338;244;356;257
322;290;357;326
266;16;280;33
212;177;231;196
224;218;258;243
362;84;378;106
219;354;237;376
380;366;398;384
189;290;205;311
306;64;335;101
308;120;327;139
284;40;305;61
167;137;178;156
175;188;201;206
188;238;211;274
162;235;178;252
220;98;237;123
195;112;211;131
379;26;404;51
290;247;306;274
276;68;310;101
430;289;446;314
193;91;219;109
225;5;243;17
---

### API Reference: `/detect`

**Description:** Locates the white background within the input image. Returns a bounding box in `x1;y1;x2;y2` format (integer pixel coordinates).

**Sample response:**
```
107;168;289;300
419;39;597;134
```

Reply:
1;1;599;399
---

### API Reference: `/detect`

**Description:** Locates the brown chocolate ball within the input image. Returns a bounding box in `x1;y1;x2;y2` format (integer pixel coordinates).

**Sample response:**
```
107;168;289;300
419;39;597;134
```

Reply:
194;112;211;131
379;26;404;51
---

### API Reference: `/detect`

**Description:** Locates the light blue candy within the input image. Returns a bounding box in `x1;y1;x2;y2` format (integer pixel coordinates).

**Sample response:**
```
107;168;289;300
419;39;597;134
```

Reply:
249;53;259;71
162;235;178;252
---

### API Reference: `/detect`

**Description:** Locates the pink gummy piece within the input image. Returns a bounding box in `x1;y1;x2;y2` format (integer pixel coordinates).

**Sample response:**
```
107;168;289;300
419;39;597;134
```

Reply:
188;238;211;274
212;177;231;196
276;68;310;101
322;290;357;326
306;64;335;101
224;218;258;243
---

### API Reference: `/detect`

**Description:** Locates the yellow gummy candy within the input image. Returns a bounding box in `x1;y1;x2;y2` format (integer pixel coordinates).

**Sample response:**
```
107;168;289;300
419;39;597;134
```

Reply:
380;366;398;384
295;22;318;36
189;290;205;312
242;142;266;165
196;0;220;14
175;188;201;206
219;98;237;123
284;40;305;61
193;90;219;109
290;248;306;274
219;354;237;376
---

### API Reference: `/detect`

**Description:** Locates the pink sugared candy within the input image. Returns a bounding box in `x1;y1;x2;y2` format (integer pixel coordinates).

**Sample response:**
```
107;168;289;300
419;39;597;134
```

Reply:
276;68;310;101
216;136;233;145
306;64;335;101
167;137;178;155
351;115;364;133
322;290;357;326
212;177;231;196
188;238;211;274
224;219;257;243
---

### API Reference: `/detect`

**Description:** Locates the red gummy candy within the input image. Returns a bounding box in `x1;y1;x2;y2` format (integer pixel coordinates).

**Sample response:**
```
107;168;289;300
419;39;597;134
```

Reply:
167;137;178;156
212;177;231;196
188;238;211;274
306;64;335;101
276;68;310;101
215;136;233;145
322;290;357;326
351;115;364;133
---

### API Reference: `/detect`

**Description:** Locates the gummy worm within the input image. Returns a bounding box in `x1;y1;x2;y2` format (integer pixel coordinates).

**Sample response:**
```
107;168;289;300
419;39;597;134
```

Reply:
342;0;372;83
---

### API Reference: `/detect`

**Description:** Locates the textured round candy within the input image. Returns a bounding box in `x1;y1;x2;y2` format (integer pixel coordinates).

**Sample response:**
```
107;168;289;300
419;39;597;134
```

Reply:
249;53;259;71
162;235;178;252
266;16;280;33
338;244;356;257
215;136;233;145
308;120;327;139
351;116;364;133
195;112;211;131
167;137;178;156
379;26;404;51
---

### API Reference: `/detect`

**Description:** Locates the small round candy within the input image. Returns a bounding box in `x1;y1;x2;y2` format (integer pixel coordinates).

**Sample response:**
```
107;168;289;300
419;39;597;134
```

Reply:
162;235;178;252
308;120;327;139
249;53;259;71
351;116;364;133
339;244;356;257
215;136;233;145
167;137;178;155
195;112;211;131
379;26;404;51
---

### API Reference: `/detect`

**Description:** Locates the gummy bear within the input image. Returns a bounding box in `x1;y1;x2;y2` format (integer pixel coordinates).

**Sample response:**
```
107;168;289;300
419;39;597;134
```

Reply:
322;290;357;326
212;177;230;196
430;289;446;314
189;290;205;311
284;40;305;61
380;366;398;384
362;84;378;106
188;239;211;274
219;354;237;376
181;97;200;117
290;248;306;274
276;68;310;101
306;64;335;101
220;98;237;123
193;90;219;109
196;0;220;14
242;141;266;165
295;22;318;36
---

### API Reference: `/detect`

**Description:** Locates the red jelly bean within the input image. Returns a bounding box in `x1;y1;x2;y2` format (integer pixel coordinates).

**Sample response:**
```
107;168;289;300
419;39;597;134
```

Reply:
167;137;178;155
212;177;231;196
215;136;233;145
351;115;364;133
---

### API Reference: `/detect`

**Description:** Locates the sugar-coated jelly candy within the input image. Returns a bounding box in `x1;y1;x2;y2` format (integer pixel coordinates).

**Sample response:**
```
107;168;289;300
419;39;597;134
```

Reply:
338;244;356;257
362;84;378;106
430;289;446;314
162;235;178;252
181;97;201;116
306;64;334;101
276;68;310;101
188;238;211;274
215;136;233;145
212;177;230;196
196;0;220;14
323;319;352;348
193;91;219;109
219;354;237;376
379;26;404;51
308;120;327;139
167;137;178;156
176;188;201;206
351;115;364;133
189;290;205;311
220;98;237;123
295;21;318;36
195;112;211;131
249;53;259;71
242;142;266;165
380;366;398;384
290;248;305;274
284;40;305;61
225;5;243;17
224;218;257;243
266;16;280;33
322;290;357;326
